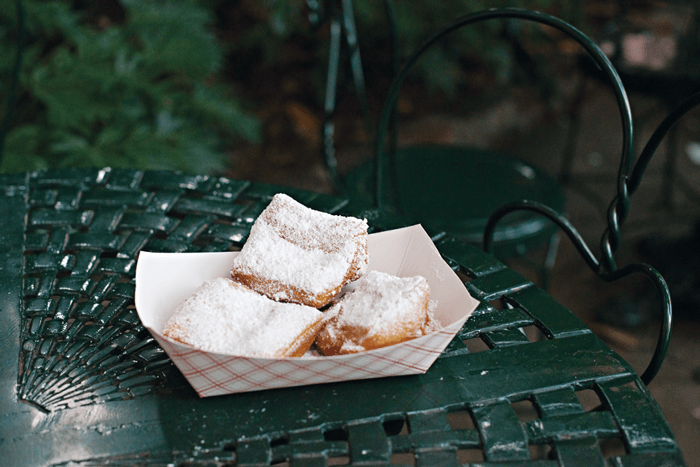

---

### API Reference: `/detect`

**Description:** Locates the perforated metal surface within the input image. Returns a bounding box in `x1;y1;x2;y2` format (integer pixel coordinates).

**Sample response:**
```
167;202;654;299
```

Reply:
0;169;684;466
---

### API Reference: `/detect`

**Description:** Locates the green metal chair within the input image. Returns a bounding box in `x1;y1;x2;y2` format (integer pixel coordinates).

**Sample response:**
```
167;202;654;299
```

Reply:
370;7;676;387
324;5;675;386
319;7;631;286
632;91;700;321
483;88;700;390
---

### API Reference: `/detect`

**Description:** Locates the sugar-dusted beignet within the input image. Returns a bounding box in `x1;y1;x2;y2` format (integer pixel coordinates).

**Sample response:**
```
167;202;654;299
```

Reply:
315;270;434;355
230;193;368;308
163;277;323;358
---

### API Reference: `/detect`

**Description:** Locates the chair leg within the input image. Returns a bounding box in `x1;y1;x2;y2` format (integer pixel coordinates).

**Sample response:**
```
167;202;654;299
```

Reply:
320;0;374;197
322;12;344;194
341;0;373;140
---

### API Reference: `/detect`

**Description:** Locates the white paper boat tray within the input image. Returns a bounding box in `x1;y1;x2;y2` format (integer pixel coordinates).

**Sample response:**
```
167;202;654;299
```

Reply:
135;225;479;397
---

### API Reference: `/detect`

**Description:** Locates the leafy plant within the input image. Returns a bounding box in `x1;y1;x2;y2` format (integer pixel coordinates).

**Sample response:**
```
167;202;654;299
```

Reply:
0;0;260;173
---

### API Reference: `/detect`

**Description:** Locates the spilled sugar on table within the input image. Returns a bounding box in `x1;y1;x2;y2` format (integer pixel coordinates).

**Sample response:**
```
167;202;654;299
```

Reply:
0;168;685;466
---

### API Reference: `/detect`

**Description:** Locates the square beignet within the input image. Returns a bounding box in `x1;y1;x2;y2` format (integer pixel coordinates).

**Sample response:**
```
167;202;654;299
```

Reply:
315;270;434;355
163;277;324;358
230;193;368;308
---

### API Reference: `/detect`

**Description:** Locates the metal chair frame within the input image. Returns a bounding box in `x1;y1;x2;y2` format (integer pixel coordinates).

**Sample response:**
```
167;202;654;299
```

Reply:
326;6;677;386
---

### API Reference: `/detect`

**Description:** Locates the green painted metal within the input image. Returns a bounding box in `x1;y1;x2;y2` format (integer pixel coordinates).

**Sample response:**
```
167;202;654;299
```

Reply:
345;146;565;251
370;9;632;258
321;7;569;260
481;80;700;388
0;168;685;466
483;200;672;386
312;0;375;196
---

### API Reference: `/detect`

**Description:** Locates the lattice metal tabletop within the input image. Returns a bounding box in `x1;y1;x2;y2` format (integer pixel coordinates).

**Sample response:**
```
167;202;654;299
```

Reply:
0;168;684;466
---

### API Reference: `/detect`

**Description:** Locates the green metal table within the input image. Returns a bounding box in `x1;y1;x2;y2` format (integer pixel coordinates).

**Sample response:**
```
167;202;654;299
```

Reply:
0;168;684;466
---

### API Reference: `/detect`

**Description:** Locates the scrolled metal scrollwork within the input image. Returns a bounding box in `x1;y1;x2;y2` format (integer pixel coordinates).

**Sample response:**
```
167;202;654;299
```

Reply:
483;200;672;386
438;9;700;387
483;91;700;385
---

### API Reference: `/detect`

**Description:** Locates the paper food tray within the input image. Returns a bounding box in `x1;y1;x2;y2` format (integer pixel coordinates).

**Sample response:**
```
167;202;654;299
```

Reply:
135;225;479;397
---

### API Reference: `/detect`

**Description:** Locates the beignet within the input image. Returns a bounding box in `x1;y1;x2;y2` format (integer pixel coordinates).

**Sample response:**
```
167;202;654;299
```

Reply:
230;193;368;308
315;270;434;355
163;277;323;358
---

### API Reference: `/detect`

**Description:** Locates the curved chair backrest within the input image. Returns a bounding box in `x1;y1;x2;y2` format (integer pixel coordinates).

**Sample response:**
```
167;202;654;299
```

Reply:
631;91;700;195
374;8;634;229
372;7;678;385
484;92;700;386
480;22;700;387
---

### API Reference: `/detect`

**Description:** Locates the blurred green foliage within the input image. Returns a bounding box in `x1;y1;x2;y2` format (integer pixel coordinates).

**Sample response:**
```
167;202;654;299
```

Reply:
0;0;260;173
224;0;586;99
0;0;586;174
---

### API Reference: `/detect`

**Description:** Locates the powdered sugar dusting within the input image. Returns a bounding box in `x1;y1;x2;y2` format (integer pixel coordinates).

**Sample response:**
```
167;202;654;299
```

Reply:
425;300;440;332
163;277;322;357
234;221;353;294
320;270;436;353
230;193;368;300
336;271;428;332
261;193;367;253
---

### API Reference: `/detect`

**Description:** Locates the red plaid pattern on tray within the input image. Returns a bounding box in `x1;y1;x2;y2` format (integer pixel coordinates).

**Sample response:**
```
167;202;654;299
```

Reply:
152;320;463;397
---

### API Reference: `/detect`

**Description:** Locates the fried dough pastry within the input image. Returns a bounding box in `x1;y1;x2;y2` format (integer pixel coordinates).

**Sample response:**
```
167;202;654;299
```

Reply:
163;277;324;358
230;193;368;308
315;270;433;355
